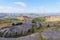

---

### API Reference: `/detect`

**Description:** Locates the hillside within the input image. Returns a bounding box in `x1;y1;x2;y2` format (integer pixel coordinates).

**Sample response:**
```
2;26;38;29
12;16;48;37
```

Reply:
44;16;60;22
0;17;20;28
0;16;33;28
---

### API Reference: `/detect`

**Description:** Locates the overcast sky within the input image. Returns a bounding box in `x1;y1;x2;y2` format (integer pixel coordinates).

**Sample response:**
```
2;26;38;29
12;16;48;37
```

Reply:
0;0;60;14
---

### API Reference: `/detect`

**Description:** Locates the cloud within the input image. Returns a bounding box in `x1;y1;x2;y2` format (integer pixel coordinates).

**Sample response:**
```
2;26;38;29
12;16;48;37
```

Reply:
0;2;28;13
29;6;47;13
56;2;60;5
0;6;60;13
29;6;60;13
0;6;26;13
14;2;27;7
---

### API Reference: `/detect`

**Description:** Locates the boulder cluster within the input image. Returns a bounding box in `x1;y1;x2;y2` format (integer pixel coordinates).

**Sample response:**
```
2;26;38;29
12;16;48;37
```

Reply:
0;20;40;38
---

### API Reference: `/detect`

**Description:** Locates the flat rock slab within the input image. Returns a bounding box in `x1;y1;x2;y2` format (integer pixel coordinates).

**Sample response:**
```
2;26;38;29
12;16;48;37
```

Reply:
41;29;60;39
0;38;16;40
17;33;39;40
0;33;39;40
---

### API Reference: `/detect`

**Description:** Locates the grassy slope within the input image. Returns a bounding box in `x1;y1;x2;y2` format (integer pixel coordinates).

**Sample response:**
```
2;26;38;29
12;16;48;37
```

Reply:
45;16;60;22
0;17;21;28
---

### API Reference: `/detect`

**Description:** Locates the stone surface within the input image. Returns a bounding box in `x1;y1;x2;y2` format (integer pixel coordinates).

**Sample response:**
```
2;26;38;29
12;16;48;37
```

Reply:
0;21;40;37
0;33;39;40
41;29;60;40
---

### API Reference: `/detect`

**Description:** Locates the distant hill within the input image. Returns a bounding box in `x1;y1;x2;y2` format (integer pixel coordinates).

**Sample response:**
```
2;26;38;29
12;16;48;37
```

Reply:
0;13;21;18
0;13;60;18
0;13;7;18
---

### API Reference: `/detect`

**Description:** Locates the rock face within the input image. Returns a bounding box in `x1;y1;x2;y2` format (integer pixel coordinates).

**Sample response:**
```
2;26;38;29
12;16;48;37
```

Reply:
17;33;39;40
42;21;59;27
41;29;60;40
0;33;39;40
0;21;40;37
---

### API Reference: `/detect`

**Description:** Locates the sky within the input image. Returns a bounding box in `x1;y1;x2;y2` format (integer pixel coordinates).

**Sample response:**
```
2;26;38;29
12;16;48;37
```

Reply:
0;0;60;13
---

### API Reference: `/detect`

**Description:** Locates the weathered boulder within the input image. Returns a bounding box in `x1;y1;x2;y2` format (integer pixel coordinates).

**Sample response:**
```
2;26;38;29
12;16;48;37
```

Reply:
0;21;40;38
41;29;60;40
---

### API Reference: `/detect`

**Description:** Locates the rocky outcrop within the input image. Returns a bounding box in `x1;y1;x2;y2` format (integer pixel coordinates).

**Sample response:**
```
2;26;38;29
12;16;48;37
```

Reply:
0;33;39;40
0;21;40;38
41;29;60;40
